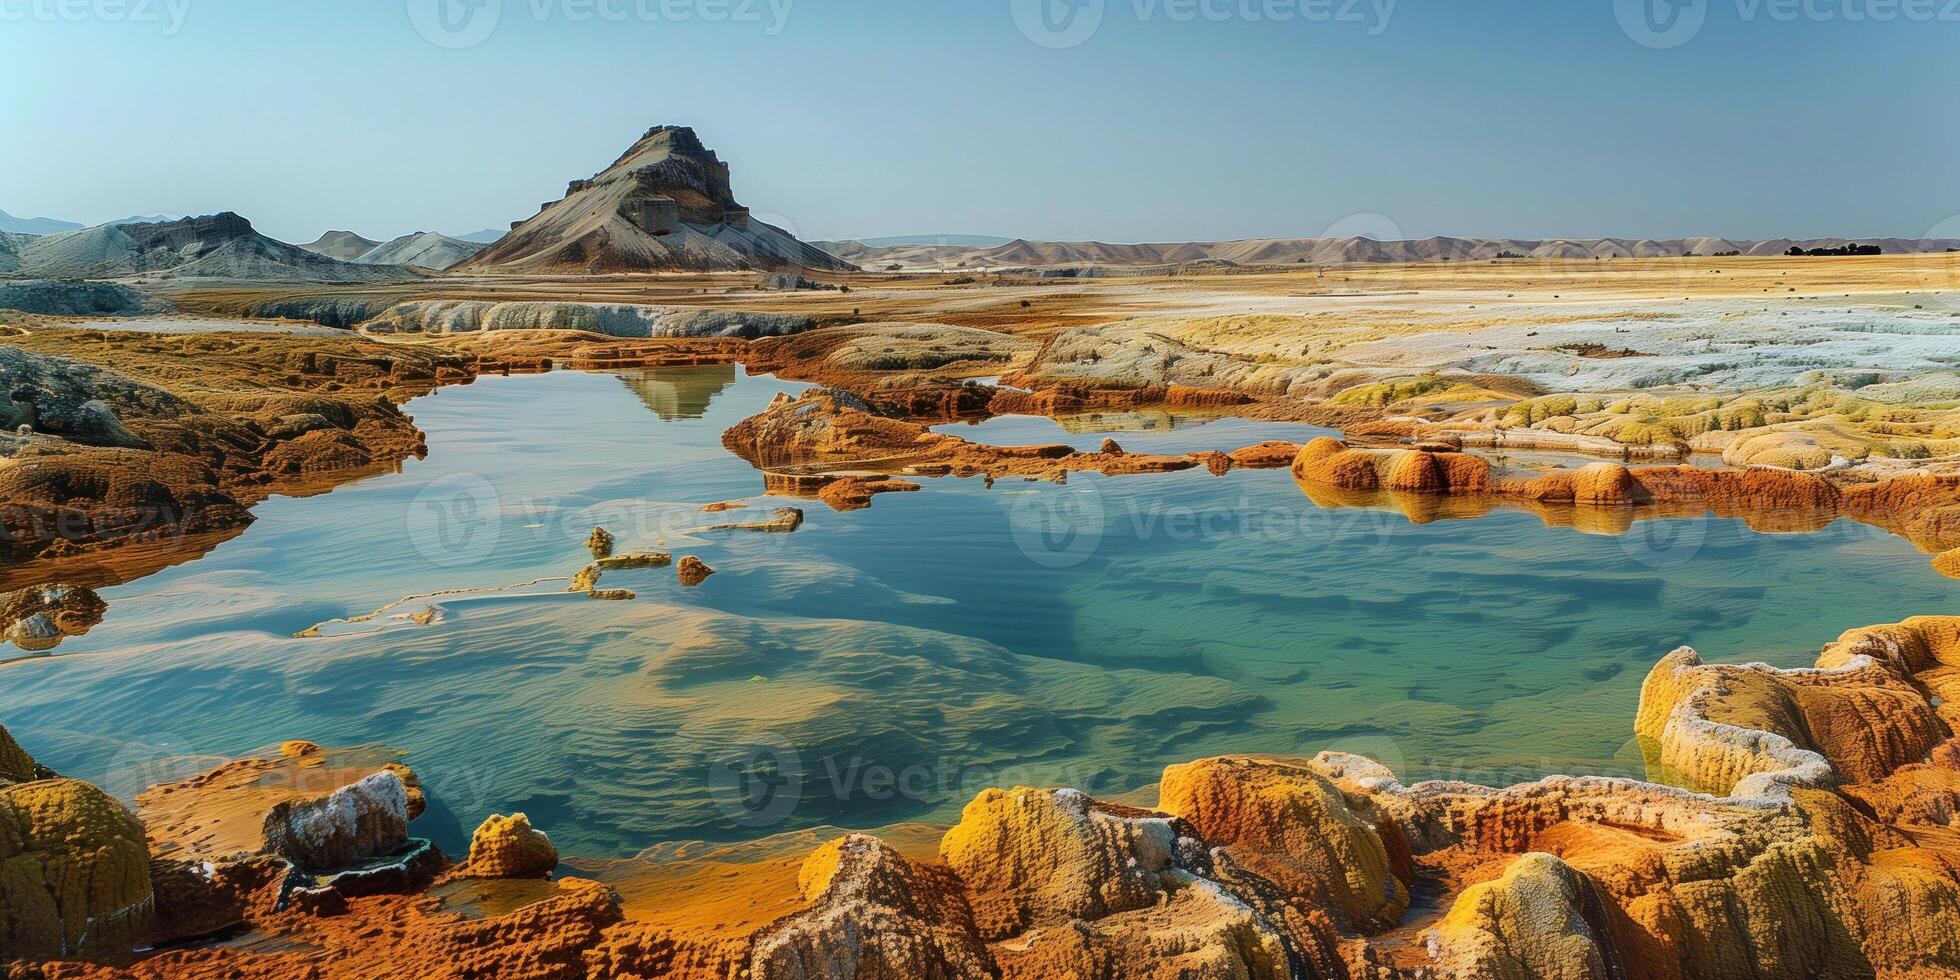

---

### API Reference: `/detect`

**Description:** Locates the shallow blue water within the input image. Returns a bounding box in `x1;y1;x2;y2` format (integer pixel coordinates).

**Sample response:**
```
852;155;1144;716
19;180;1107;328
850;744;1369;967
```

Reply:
0;366;1950;857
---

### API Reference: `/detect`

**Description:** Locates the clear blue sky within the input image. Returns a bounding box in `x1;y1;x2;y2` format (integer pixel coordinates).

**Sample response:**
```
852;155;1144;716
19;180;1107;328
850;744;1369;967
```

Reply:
2;0;1955;244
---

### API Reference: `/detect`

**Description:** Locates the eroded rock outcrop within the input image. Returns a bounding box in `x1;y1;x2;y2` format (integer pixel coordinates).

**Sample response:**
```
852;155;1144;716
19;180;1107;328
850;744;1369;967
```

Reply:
259;770;410;871
585;526;615;560
459;813;559;880
751;834;995;980
722;388;1289;492
0;777;153;959
676;555;715;587
1159;756;1411;933
0;328;476;570
1427;852;1625;980
1291;436;1960;571
939;787;1195;938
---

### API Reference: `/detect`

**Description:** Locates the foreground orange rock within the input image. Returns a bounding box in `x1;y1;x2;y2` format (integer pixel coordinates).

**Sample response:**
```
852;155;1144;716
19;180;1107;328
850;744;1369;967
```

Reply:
8;619;1960;976
0;777;153;960
456;813;559;880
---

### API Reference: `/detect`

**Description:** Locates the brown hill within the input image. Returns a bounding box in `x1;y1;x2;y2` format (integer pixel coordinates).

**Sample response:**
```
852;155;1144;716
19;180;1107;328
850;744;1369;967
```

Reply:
458;126;854;275
298;230;382;261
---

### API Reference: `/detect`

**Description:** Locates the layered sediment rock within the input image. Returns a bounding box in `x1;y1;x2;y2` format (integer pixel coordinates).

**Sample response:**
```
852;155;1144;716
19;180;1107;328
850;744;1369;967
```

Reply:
1427;852;1624;980
721;388;1285;491
1158;756;1411;934
1291;436;1960;569
359;300;817;339
750;834;994;979
0;329;476;570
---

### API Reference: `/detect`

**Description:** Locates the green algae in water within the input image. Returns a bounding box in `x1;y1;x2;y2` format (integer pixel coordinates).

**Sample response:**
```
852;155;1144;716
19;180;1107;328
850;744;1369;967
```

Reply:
0;367;1951;858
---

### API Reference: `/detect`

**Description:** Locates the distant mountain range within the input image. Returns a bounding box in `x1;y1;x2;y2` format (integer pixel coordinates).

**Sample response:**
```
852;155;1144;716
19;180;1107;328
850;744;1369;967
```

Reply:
0;210;83;235
817;234;1015;249
297;230;488;270
0;213;416;283
0;210;180;235
822;235;1960;271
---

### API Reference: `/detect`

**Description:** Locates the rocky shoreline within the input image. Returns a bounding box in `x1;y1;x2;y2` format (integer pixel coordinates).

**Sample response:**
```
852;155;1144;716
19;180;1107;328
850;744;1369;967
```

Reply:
3;616;1959;977
11;311;1960;589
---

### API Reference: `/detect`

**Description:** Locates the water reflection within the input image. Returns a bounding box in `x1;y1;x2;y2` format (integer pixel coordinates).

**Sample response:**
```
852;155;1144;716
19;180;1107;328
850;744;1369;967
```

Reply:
933;411;1336;454
615;364;738;421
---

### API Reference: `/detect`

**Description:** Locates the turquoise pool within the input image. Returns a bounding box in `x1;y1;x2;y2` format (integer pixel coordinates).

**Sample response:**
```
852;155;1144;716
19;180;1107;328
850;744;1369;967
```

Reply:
0;366;1949;857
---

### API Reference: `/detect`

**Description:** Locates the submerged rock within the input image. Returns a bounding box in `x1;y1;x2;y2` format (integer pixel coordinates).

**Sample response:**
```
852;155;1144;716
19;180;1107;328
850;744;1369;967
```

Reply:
596;552;672;572
585;526;615;560
677;556;715;587
704;506;806;534
816;476;921;513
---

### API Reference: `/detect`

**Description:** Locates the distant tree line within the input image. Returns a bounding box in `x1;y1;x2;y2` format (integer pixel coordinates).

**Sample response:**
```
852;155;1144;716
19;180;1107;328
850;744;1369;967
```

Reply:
1787;243;1882;256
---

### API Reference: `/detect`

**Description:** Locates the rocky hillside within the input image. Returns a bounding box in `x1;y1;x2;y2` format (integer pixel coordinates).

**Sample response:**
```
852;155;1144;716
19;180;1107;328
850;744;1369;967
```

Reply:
457;125;855;275
352;231;487;270
298;230;381;261
0;214;417;283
